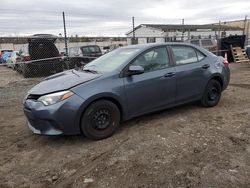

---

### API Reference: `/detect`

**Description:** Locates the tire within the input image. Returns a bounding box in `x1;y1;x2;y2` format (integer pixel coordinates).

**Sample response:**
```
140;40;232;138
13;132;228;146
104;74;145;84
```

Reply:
201;79;222;107
81;100;120;140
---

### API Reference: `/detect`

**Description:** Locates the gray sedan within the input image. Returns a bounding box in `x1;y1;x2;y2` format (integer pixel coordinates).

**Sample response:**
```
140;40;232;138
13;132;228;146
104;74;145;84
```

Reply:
23;43;230;140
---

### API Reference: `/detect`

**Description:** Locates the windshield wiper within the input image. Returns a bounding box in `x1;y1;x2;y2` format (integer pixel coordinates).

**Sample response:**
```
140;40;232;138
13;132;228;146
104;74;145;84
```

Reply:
82;69;98;74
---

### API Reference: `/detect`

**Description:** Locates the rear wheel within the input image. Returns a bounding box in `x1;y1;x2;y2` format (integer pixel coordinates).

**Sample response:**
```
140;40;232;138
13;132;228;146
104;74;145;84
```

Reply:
81;100;120;140
201;79;222;107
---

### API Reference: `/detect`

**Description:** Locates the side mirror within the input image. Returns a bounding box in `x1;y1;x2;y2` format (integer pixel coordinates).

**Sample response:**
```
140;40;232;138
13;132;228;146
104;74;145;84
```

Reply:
127;65;144;76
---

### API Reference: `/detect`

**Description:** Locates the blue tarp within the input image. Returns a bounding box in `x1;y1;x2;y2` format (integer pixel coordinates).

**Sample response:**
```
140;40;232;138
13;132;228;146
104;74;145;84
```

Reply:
1;52;12;62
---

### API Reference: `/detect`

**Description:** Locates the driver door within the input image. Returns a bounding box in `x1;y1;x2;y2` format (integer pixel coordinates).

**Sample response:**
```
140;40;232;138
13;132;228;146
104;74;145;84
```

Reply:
123;46;176;118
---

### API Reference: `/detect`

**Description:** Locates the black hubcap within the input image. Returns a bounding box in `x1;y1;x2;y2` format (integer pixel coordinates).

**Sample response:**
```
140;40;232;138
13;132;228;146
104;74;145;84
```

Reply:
208;86;218;101
92;109;111;130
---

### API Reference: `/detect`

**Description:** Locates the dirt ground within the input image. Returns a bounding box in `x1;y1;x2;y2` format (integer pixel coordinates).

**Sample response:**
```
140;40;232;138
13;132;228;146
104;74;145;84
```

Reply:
0;63;250;188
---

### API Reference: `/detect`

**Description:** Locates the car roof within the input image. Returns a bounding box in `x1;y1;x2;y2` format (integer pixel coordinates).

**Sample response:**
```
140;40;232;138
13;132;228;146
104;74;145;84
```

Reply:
81;45;100;48
69;45;100;49
121;42;215;57
123;42;200;50
27;34;58;43
28;34;58;39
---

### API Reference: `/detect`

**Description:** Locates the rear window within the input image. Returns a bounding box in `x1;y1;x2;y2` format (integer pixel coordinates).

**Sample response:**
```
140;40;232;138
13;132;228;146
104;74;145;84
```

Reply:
81;46;101;54
201;39;213;46
28;41;59;60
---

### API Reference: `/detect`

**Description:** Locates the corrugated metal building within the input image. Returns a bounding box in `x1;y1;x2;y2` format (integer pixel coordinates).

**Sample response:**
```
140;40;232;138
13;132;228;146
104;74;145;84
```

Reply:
126;24;244;45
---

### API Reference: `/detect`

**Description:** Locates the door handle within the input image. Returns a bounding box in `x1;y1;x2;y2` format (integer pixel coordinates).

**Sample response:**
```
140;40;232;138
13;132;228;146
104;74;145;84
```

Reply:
164;72;176;77
202;64;210;69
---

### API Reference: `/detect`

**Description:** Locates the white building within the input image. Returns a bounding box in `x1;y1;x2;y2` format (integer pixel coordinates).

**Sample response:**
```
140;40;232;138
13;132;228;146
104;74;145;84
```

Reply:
126;24;244;45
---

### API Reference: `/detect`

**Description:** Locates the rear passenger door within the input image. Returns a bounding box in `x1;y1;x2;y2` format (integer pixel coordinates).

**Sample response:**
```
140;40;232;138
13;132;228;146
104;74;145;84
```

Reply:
170;45;210;103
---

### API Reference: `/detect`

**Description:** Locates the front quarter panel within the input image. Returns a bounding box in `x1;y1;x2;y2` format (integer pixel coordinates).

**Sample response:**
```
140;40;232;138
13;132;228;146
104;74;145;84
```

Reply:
71;73;127;120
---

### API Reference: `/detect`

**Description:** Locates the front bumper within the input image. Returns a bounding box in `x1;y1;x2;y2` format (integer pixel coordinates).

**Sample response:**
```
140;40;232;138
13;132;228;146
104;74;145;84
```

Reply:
23;94;85;135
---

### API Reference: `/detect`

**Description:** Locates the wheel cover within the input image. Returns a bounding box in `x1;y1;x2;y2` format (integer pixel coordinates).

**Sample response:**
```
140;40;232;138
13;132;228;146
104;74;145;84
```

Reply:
208;86;218;101
91;109;111;130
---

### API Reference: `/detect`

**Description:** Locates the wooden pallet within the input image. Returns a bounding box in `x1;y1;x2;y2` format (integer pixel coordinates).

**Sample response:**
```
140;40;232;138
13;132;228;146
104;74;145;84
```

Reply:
230;45;250;63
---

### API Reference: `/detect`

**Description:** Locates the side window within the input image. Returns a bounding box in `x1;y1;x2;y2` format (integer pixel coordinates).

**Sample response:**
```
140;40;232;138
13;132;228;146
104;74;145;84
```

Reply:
196;50;206;61
171;46;198;65
132;47;169;72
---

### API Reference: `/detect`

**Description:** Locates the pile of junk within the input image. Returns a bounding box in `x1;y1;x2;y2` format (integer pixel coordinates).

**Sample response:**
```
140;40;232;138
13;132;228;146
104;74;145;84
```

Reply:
217;35;250;63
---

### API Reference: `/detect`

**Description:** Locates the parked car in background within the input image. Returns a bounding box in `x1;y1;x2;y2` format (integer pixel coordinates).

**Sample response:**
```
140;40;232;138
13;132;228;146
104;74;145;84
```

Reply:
186;39;218;52
103;44;124;54
16;34;63;78
0;50;13;64
6;51;21;69
23;43;230;140
64;45;102;69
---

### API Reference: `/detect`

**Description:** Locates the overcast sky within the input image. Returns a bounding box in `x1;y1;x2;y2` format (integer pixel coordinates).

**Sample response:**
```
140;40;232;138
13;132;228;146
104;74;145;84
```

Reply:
0;0;249;36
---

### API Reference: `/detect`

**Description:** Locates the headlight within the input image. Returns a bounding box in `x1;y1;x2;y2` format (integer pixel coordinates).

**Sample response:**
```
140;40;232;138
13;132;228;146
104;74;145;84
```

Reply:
23;94;29;104
37;91;74;106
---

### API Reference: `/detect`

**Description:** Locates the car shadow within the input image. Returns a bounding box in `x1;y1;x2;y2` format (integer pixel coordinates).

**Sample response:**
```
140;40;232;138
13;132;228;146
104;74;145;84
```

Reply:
117;102;200;133
34;102;201;146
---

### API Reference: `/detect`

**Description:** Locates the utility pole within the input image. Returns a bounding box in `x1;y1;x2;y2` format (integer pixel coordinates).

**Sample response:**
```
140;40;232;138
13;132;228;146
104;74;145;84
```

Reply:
182;18;185;41
243;15;248;46
246;21;249;46
218;20;221;39
132;16;135;44
243;15;247;35
63;12;69;60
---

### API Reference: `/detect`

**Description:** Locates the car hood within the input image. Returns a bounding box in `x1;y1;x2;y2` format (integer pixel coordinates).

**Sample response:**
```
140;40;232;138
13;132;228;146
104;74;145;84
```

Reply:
28;70;102;95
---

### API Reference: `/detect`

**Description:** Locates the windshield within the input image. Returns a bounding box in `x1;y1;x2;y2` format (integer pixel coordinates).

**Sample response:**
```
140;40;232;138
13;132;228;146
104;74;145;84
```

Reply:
83;48;140;73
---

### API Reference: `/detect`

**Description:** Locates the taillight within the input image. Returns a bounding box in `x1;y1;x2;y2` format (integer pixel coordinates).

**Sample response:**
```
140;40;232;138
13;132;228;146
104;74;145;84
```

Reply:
23;55;31;61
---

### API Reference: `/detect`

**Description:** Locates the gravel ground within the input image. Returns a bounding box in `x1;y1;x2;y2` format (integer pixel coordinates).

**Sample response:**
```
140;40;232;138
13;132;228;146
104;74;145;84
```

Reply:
0;63;250;188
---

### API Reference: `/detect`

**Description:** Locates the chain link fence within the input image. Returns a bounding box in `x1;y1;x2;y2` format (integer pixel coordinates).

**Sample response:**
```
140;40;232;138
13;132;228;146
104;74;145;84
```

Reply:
0;11;248;107
0;35;127;78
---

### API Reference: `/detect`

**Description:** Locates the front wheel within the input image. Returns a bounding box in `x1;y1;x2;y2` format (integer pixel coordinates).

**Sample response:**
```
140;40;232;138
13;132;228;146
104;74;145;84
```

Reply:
81;100;120;140
201;79;222;107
